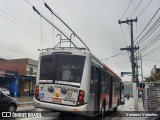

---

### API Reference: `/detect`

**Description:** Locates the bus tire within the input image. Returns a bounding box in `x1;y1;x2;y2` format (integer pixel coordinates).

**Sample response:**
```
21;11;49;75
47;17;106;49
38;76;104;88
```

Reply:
113;106;117;112
101;101;106;117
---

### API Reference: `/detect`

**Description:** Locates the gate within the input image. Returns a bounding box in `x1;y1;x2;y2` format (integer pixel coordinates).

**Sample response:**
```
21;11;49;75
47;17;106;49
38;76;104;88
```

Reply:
143;86;160;110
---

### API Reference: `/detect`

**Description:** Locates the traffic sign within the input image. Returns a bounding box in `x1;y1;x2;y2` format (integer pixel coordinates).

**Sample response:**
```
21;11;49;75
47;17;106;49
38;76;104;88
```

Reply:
121;72;132;77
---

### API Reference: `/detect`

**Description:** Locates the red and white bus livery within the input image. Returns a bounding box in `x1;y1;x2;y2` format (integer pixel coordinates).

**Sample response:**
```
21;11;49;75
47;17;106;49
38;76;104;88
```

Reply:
33;47;122;117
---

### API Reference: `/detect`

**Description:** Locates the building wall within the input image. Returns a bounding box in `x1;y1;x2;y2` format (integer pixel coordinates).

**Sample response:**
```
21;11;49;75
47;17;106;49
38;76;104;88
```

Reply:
26;59;38;77
0;59;28;75
151;65;156;76
0;58;38;76
0;58;38;96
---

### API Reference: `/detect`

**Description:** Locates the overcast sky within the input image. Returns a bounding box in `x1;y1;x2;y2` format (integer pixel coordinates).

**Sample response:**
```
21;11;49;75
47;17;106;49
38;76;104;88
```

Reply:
0;0;160;81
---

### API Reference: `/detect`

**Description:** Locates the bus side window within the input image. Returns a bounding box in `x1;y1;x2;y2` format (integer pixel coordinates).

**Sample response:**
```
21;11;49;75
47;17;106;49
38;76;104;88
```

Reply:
113;79;116;95
105;73;110;94
116;81;120;95
101;71;105;93
90;65;95;93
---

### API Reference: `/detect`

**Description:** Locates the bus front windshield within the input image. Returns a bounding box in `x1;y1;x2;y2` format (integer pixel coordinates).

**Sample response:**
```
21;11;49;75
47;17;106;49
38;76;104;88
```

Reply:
40;54;85;84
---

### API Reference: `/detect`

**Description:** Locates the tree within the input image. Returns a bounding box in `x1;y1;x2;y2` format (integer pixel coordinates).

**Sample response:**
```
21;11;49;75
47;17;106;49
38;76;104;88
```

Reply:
145;76;155;82
145;73;160;88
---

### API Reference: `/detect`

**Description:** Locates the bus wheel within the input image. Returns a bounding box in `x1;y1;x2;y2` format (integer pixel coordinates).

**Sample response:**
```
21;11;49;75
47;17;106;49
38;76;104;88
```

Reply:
101;102;106;117
113;106;117;112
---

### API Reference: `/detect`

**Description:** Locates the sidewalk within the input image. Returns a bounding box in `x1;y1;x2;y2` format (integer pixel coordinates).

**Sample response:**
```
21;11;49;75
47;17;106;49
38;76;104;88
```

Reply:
119;98;145;111
118;98;159;120
14;96;34;110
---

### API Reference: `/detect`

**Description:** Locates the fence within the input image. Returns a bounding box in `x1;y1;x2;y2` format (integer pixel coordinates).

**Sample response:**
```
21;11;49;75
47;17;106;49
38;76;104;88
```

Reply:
143;86;160;110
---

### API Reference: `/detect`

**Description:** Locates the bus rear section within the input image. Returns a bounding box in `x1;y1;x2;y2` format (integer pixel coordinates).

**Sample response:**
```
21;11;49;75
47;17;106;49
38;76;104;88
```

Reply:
33;51;91;116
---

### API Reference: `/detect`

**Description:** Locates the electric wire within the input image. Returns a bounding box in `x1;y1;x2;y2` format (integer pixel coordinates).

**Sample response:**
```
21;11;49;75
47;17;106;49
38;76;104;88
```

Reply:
135;16;160;46
24;0;79;49
134;7;160;43
129;0;143;19
0;8;40;38
137;21;160;47
0;9;52;47
120;0;133;20
137;0;153;18
143;44;160;57
0;38;37;59
140;34;160;54
41;0;89;50
0;12;38;39
101;51;127;61
120;25;127;45
40;16;43;50
139;27;160;50
51;14;55;47
24;0;32;6
119;25;130;60
0;44;29;58
143;59;160;62
0;16;38;40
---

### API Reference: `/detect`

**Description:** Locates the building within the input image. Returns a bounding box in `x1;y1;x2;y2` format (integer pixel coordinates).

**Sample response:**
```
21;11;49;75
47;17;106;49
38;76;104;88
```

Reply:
0;58;38;97
151;65;160;76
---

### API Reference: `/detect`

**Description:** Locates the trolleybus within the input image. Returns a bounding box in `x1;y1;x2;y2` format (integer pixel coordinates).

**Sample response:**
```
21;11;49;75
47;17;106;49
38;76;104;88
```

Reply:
33;47;122;117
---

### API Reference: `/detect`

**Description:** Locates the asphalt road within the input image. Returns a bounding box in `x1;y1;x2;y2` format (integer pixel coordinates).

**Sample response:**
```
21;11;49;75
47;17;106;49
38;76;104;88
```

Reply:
1;98;156;120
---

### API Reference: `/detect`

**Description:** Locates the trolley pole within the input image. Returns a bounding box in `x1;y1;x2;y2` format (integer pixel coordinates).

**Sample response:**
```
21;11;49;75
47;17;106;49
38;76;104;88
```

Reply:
119;18;138;109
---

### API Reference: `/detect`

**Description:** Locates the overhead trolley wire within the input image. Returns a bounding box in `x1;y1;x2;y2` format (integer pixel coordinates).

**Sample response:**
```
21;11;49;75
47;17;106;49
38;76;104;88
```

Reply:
25;0;78;49
33;6;78;49
41;0;90;50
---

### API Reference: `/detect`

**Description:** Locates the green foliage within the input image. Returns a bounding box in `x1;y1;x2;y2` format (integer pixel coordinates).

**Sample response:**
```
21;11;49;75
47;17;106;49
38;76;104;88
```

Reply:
145;73;160;88
145;76;155;82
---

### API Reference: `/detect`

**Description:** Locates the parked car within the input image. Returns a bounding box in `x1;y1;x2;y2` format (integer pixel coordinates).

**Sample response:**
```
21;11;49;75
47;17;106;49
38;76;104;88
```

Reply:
0;87;10;96
0;91;17;112
121;94;125;104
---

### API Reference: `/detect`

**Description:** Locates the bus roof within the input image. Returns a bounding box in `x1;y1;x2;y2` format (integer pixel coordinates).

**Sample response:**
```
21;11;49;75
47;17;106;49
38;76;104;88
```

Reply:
103;64;121;81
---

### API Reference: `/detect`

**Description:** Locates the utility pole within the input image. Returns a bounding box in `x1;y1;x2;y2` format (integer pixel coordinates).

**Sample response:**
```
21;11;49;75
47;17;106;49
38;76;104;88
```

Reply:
136;55;139;85
140;54;144;84
135;55;139;100
140;54;144;106
119;18;138;109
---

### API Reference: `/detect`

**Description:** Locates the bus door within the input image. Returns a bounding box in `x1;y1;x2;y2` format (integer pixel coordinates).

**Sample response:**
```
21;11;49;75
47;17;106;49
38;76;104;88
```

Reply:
109;77;113;108
93;67;101;114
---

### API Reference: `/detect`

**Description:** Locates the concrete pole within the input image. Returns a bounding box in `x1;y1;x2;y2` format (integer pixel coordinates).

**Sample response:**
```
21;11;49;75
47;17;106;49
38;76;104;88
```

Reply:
119;18;138;109
130;20;138;109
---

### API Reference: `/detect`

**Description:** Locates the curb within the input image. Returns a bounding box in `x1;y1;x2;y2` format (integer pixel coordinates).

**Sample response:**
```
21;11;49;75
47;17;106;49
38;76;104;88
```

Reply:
17;102;33;105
